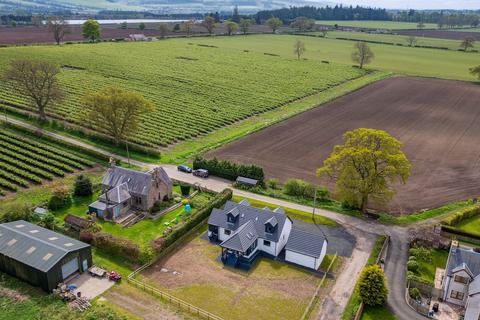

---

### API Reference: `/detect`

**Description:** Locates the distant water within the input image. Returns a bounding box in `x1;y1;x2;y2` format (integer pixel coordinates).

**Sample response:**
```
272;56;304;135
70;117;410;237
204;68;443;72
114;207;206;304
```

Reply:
64;19;187;25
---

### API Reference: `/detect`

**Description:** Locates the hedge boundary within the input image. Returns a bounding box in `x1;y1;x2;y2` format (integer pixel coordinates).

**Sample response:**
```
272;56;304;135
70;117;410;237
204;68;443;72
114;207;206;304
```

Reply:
440;205;480;241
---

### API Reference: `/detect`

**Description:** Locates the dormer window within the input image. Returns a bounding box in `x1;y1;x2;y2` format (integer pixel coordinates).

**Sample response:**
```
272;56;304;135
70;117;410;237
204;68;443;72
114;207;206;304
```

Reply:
264;216;278;234
227;208;240;223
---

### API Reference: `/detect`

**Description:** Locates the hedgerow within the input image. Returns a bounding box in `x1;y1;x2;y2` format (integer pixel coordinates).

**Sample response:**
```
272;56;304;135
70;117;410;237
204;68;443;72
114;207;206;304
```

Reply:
193;156;264;182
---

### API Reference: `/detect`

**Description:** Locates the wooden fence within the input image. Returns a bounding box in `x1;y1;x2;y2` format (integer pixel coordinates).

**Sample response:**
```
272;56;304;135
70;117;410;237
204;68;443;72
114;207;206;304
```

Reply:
300;253;338;320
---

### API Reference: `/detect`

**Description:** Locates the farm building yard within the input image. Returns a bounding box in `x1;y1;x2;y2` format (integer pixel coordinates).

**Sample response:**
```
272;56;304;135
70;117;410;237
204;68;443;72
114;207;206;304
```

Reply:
143;231;328;320
208;77;480;214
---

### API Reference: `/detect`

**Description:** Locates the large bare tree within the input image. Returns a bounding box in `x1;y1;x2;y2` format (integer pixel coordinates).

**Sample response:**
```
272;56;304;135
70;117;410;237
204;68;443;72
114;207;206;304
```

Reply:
351;42;374;69
48;16;70;45
293;39;306;60
4;59;63;122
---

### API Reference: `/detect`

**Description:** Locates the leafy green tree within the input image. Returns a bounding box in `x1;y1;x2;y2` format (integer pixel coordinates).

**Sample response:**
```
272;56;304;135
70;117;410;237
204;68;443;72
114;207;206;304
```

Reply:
317;128;410;213
294;39;306;60
74;174;93;196
1;203;32;223
158;23;169;39
48;186;72;210
84;86;154;145
82;19;101;42
202;16;216;35
138;22;146;30
409;287;421;300
407;260;419;272
225;21;238;36
40;212;56;230
470;65;480;79
266;17;282;33
120;21;127;29
182;20;194;36
239;18;252;34
290;16;315;31
461;37;475;51
3;59;63;122
351;41;374;69
358;265;389;306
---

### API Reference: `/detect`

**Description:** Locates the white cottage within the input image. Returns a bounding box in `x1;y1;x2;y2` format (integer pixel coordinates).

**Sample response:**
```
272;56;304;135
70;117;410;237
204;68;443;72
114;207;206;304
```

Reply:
207;199;327;270
442;241;480;320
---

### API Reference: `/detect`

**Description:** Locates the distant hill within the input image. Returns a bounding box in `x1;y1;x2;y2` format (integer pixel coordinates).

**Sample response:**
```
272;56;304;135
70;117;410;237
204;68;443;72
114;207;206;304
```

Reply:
0;0;332;14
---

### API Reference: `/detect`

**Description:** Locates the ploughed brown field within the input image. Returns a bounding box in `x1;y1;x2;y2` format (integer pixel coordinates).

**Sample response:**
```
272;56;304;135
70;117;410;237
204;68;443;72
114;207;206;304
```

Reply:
208;77;480;214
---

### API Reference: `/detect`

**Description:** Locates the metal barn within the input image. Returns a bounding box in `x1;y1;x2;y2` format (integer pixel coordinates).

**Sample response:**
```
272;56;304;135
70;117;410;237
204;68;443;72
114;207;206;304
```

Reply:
0;220;92;292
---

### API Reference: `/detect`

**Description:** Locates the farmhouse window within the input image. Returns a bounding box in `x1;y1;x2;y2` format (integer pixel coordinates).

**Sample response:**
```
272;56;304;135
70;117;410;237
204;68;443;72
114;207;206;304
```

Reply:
263;240;271;247
224;229;231;235
454;275;469;284
450;290;465;300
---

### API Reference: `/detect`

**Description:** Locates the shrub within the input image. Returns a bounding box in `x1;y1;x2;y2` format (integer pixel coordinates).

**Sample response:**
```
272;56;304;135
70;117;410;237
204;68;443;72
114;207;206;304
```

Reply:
91;232;141;263
48;186;72;210
0;203;33;223
283;179;328;200
74;174;93;196
40;212;56;230
284;179;304;197
180;184;191;196
409;246;432;262
193;156;264;183
267;178;279;190
407;260;419;272
358;264;389;306
442;205;480;226
409;287;421;300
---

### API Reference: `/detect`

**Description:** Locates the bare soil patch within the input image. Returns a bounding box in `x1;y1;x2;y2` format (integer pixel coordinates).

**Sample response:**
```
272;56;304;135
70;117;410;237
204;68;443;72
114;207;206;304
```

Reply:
396;29;480;41
208;77;480;213
0;286;29;303
143;234;321;320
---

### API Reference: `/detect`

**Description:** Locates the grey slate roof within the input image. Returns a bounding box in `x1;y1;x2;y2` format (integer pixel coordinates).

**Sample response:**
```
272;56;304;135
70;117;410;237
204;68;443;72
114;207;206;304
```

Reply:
286;227;326;258
470;276;480;296
446;247;480;278
89;200;108;211
220;220;258;252
102;166;170;196
0;221;90;272
265;216;278;227
99;182;131;204
236;176;258;186
208;200;290;242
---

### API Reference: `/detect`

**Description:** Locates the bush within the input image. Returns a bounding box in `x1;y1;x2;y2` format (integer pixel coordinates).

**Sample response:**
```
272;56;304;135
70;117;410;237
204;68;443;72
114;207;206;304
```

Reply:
74;174;93;196
442;205;480;226
267;178;279;190
163;188;232;248
409;246;432;262
48;186;72;210
91;232;141;263
180;184;191;196
283;179;328;200
358;264;389;306
0;203;33;223
407;260;419;272
193;156;264;183
409;287;421;300
40;212;56;230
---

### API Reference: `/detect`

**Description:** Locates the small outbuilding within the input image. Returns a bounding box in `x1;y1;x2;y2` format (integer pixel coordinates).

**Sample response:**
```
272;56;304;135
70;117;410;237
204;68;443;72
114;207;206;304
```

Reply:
64;215;93;231
285;228;327;270
0;220;92;292
235;176;259;188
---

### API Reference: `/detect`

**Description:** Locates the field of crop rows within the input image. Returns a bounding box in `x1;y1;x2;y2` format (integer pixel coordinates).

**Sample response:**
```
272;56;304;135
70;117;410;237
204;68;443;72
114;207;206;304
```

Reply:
0;40;364;147
0;127;95;195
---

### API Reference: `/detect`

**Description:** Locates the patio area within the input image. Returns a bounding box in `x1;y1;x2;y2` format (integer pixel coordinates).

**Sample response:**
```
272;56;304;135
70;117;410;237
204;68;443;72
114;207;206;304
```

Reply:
67;272;115;300
430;299;464;320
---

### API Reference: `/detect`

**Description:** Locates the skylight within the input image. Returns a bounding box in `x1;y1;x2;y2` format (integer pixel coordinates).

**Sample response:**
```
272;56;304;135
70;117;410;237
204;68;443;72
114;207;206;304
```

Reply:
26;247;36;255
15;224;25;228
64;243;74;247
43;253;53;261
48;237;58;241
7;239;17;246
29;230;39;234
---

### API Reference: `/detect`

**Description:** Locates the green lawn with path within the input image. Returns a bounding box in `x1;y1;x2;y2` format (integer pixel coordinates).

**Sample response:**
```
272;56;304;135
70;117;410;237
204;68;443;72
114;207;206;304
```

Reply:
410;248;449;284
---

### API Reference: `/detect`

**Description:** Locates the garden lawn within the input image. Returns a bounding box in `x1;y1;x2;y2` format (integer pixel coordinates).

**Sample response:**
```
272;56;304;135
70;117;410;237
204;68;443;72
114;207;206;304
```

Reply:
361;305;397;320
188;34;479;81
232;195;337;226
455;215;480;237
316;20;437;30
415;249;449;284
54;191;214;249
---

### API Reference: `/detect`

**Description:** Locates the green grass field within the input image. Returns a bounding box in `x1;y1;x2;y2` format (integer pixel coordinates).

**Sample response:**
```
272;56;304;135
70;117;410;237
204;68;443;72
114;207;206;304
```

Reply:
316;20;438;30
0;40;364;148
188;34;479;81
455;215;480;236
361;306;397;320
323;30;480;50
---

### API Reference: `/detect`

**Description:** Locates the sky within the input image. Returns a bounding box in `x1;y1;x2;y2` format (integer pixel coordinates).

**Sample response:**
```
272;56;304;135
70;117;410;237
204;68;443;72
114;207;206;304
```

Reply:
331;0;480;10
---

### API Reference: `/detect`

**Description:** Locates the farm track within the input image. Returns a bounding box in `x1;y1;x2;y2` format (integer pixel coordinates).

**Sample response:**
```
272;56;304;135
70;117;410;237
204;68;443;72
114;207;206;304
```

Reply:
208;77;480;214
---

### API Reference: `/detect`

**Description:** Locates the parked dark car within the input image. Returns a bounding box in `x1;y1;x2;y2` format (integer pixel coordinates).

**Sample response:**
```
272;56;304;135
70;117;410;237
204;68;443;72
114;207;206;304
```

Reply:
177;165;192;173
193;169;209;178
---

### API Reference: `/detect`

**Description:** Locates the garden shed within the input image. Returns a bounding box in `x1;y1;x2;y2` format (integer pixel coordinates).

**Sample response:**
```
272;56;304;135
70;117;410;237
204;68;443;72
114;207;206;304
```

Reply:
0;220;92;292
285;228;327;270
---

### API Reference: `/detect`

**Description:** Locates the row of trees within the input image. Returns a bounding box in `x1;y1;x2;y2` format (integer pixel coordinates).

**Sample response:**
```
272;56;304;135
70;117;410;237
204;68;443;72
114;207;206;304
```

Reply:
47;17;100;44
392;10;479;28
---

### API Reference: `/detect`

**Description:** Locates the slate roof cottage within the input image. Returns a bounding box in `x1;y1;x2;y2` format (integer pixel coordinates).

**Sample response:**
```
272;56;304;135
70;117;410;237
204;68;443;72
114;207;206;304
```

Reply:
89;166;172;221
208;200;327;270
